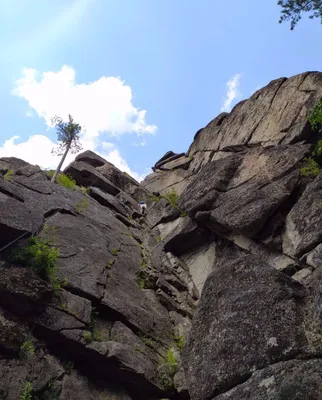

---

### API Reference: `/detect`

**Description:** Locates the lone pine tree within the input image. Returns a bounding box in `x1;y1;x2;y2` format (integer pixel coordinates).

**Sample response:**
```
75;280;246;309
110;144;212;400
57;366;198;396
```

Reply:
51;114;82;183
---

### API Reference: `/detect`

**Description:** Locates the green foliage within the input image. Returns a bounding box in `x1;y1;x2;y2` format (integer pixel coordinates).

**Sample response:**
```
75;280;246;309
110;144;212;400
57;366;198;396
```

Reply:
140;335;156;348
20;340;35;358
20;382;33;400
77;186;89;195
136;270;153;290
10;228;61;293
106;259;115;269
165;348;178;376
51;114;82;156
4;169;14;181
162;188;188;216
163;188;179;208
92;328;104;342
134;345;145;354
56;173;76;190
158;348;178;392
296;100;322;178
151;194;160;202
111;248;119;256
83;331;92;343
155;235;161;243
158;372;174;392
278;0;322;30
89;309;99;329
309;100;322;134
173;334;185;350
140;257;147;269
313;139;322;158
75;198;89;213
299;157;320;177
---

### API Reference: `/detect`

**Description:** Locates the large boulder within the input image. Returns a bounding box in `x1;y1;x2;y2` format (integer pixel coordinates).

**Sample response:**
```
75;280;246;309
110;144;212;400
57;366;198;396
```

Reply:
154;151;177;169
214;359;322;400
75;150;107;167
180;144;309;238
0;179;40;248
283;172;322;257
0;349;64;400
0;157;29;172
0;307;27;356
64;161;120;195
0;266;52;316
142;169;194;196
97;162;150;202
97;162;139;188
159;155;191;171
89;186;129;216
182;255;309;400
60;370;133;400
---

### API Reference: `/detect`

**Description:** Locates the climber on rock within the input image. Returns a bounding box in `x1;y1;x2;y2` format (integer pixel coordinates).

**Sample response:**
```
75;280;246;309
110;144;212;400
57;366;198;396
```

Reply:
139;200;147;215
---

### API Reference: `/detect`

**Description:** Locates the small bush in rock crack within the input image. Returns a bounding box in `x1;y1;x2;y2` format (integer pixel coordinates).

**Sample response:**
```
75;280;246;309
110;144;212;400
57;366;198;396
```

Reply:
299;157;320;177
83;331;93;343
20;382;33;400
308;100;322;135
3;168;14;181
163;189;179;208
10;227;62;294
136;270;153;289
20;340;35;358
173;334;185;350
75;198;89;213
56;173;76;190
111;248;119;256
158;348;179;392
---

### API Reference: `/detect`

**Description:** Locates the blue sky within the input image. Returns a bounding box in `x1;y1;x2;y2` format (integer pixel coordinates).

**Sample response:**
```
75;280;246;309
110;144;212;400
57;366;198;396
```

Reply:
0;0;321;181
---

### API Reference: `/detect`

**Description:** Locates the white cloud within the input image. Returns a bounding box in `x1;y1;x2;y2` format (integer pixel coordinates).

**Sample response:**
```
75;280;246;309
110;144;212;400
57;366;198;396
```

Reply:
13;65;157;137
102;145;146;182
132;140;146;147
0;135;64;170
0;135;145;182
221;73;242;112
6;65;157;181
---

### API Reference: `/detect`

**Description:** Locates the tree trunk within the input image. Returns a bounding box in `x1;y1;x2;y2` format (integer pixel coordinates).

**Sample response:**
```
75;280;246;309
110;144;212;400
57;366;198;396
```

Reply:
51;143;71;183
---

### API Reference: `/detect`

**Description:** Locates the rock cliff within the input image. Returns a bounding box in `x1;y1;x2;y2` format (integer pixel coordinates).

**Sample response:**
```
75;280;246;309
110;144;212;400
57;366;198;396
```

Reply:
1;71;322;400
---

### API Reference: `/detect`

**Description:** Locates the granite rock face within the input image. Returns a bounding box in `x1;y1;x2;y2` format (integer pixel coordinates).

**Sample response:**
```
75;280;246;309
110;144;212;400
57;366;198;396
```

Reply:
0;154;197;399
2;71;322;400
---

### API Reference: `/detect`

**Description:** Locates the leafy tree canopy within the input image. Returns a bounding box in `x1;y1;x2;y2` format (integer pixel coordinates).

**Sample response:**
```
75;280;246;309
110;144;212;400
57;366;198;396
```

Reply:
51;114;82;156
278;0;322;29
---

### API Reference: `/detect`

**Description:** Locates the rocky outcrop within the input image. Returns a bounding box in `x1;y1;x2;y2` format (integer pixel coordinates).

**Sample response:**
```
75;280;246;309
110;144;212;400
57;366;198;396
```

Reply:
142;151;194;195
3;71;322;400
72;150;151;203
142;71;322;400
0;154;197;399
182;255;311;400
